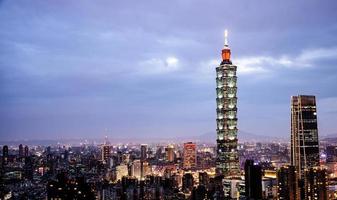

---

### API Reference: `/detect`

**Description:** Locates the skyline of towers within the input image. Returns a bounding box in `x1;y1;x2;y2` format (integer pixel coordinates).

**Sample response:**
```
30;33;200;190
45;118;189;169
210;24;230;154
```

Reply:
215;30;240;176
290;95;320;179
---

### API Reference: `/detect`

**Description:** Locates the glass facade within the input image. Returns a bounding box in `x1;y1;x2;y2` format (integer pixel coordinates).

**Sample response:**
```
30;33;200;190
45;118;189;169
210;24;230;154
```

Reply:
291;95;320;179
215;44;240;177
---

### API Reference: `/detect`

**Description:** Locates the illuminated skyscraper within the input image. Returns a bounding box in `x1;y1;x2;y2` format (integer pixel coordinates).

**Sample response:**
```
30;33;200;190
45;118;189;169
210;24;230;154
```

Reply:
291;95;319;179
183;142;196;169
101;136;111;162
215;30;240;176
166;145;175;162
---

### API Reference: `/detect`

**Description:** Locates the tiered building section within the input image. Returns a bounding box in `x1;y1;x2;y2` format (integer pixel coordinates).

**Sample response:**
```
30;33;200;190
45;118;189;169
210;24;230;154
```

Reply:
215;30;240;177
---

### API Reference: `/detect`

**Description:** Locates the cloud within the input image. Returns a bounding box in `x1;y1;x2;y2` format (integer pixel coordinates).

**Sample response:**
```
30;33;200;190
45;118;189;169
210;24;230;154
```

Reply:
297;47;337;64
232;46;337;75
138;56;180;74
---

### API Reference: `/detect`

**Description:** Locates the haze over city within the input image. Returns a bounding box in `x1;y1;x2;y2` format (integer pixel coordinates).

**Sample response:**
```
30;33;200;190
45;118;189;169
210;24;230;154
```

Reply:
1;0;337;141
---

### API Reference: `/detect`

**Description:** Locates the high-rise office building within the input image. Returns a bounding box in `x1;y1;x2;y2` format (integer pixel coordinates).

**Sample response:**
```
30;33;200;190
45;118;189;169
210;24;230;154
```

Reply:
140;144;147;161
24;145;29;157
140;144;147;179
115;164;128;181
166;145;174;162
102;136;111;163
19;144;24;157
291;95;319;179
183;142;196;169
277;166;300;200
215;30;240;176
305;168;328;200
182;173;194;192
244;160;262;200
102;145;110;162
131;159;142;180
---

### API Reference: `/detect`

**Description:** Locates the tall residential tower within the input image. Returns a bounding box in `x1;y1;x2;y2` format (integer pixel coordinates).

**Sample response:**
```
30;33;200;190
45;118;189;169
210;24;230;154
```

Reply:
215;30;240;176
291;95;319;179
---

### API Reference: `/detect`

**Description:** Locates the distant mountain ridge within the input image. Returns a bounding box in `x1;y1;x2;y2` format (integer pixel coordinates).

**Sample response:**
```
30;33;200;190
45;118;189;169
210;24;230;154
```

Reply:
198;131;289;143
1;132;335;146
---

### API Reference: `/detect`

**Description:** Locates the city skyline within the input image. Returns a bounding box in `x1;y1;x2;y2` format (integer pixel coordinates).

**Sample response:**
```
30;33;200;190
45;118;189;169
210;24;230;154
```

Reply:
1;0;337;140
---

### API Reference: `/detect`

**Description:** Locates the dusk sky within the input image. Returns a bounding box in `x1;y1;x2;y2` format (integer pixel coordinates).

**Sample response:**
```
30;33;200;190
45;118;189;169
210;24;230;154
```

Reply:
1;0;337;141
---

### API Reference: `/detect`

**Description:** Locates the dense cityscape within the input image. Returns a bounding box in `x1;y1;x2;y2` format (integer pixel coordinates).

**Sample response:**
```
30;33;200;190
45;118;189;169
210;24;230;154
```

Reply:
1;32;337;200
2;1;337;200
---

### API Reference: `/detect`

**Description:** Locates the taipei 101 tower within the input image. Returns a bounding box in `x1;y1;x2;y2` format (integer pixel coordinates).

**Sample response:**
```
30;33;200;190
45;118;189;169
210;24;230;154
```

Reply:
215;30;240;177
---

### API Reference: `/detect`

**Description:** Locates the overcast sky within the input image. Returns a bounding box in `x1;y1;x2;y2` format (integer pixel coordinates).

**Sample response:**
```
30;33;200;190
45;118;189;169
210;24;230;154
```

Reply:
1;0;337;141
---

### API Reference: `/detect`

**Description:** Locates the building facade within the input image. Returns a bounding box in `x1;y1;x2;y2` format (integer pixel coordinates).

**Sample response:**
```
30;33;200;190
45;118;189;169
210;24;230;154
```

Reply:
291;95;319;179
305;168;328;200
277;166;300;200
215;31;240;176
244;160;262;199
183;142;196;169
166;145;175;162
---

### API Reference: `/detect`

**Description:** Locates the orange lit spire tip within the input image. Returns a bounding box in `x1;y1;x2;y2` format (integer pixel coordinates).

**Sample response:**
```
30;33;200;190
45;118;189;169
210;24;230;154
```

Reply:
221;29;231;61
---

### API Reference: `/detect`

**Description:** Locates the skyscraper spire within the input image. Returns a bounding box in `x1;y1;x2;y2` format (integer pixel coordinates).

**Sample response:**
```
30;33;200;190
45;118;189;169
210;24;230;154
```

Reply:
224;29;228;47
222;29;231;62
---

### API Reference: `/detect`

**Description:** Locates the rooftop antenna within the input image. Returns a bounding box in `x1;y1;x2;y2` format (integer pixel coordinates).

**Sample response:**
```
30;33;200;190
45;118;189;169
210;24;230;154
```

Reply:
224;29;228;47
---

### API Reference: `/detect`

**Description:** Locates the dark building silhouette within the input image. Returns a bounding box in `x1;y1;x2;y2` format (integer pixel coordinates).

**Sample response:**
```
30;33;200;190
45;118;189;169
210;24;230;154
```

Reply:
244;160;262;200
140;144;147;160
19;144;24;157
47;173;95;200
24;156;34;180
305;168;328;200
199;172;209;186
24;145;29;157
277;166;299;200
191;185;207;200
326;146;337;163
2;146;8;165
182;173;194;192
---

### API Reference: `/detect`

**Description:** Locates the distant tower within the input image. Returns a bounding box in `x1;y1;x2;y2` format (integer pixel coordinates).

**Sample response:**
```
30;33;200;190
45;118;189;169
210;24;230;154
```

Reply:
140;144;147;161
291;95;319;179
140;144;147;179
2;145;8;165
166;145;175;162
183;142;196;169
215;30;240;176
24;145;29;157
244;160;262;199
277;165;300;200
101;136;111;162
19;144;24;157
